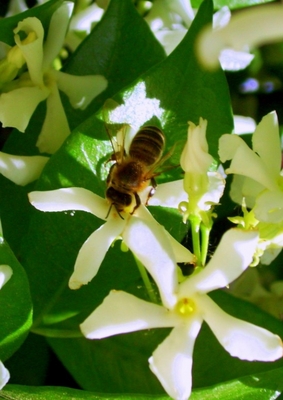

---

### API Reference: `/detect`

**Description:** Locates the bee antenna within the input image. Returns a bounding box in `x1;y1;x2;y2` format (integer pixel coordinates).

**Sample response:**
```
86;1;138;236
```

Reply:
105;203;125;220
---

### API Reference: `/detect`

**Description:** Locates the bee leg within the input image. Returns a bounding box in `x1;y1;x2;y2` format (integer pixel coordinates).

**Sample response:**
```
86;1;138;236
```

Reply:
131;192;141;214
145;178;157;205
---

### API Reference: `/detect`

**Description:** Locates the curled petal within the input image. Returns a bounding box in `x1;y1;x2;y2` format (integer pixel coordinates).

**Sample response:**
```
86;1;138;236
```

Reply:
14;17;44;86
0;265;13;289
43;2;74;70
69;217;125;289
199;294;283;361
219;134;277;191
149;319;202;400
254;190;283;223
197;171;225;211
123;214;178;309
148;180;187;208
0;361;10;389
180;229;259;295
0;152;48;185
80;290;174;338
197;4;283;70
36;84;70;154
252;111;281;180
56;71;108;110
0;86;49;132
28;187;109;220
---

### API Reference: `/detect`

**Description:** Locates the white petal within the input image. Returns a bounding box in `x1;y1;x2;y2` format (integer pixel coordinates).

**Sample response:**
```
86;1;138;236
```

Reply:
219;134;277;191
199;294;283;361
197;4;283;70
219;48;254;72
180;229;259;295
198;171;225;211
42;2;74;70
0;152;48;185
80;290;174;338
252;111;281;180
229;174;264;208
56;71;108;110
165;0;195;27
0;265;13;289
166;233;195;264
123;214;178;309
0;361;10;389
0;86;48;132
155;29;186;55
36;83;70;154
233;115;256;134
14;17;44;86
28;187;109;220
69;217;125;289
254;190;283;223
149;319;202;400
148;180;187;207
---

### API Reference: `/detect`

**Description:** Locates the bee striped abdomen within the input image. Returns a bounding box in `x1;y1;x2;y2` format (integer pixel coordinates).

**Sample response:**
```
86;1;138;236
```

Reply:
129;126;165;166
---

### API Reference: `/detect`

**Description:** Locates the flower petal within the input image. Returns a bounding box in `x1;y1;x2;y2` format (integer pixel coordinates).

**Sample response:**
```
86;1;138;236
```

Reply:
14;17;44;86
36;83;70;154
123;213;178;308
56;71;108;110
252;111;281;180
80;290;174;338
149;319;202;400
0;265;13;289
0;152;48;185
69;217;125;289
0;361;10;389
180;229;259;295
199;294;283;361
254;190;283;223
0;86;48;132
28;187;109;220
197;4;283;70
148;179;187;208
219;134;277;191
42;2;74;70
229;175;264;208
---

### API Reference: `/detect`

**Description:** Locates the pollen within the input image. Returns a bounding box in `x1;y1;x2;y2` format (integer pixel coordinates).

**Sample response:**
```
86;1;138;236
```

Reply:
175;297;196;316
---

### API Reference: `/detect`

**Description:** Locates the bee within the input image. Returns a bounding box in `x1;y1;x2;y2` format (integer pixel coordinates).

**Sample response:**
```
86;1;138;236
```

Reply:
105;123;174;218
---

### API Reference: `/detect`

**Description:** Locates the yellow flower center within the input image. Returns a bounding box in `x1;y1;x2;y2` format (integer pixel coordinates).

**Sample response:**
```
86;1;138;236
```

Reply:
175;297;196;316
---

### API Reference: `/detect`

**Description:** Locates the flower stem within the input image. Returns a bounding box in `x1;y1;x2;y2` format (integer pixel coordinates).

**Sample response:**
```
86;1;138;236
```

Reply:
200;223;211;266
189;214;201;265
134;256;158;304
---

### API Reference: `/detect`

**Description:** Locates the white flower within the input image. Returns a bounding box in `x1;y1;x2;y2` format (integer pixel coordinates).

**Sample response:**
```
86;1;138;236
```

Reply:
0;2;108;154
0;264;13;389
219;111;283;223
0;151;48;185
80;228;282;400
28;187;194;307
197;3;283;71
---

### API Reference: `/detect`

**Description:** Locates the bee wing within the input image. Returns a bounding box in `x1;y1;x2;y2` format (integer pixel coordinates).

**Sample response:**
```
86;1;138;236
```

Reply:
147;141;181;177
103;99;127;163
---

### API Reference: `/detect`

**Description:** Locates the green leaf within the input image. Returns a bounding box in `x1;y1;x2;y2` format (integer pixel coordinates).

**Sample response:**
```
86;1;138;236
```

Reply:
191;0;275;10
0;237;32;361
2;366;283;399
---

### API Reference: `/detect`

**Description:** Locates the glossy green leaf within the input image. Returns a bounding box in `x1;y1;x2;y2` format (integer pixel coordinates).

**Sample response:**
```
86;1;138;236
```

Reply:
0;237;32;361
2;366;283;399
191;0;275;10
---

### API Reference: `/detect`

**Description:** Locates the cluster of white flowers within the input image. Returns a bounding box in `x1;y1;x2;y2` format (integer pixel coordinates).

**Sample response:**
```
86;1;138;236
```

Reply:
29;116;283;400
2;1;283;398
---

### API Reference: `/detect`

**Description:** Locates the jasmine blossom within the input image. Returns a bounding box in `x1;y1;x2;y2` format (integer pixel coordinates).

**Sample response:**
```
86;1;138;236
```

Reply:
28;187;194;307
80;229;282;400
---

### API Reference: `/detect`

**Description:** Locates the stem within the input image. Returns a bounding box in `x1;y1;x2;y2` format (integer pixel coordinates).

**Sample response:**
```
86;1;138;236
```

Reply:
134;256;158;304
189;215;201;264
200;223;211;267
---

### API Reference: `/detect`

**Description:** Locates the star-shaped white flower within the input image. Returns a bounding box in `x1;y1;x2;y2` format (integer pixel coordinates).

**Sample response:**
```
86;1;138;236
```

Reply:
197;3;283;71
0;264;13;389
28;187;194;308
80;228;283;400
0;2;108;154
219;111;283;223
0;151;48;185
